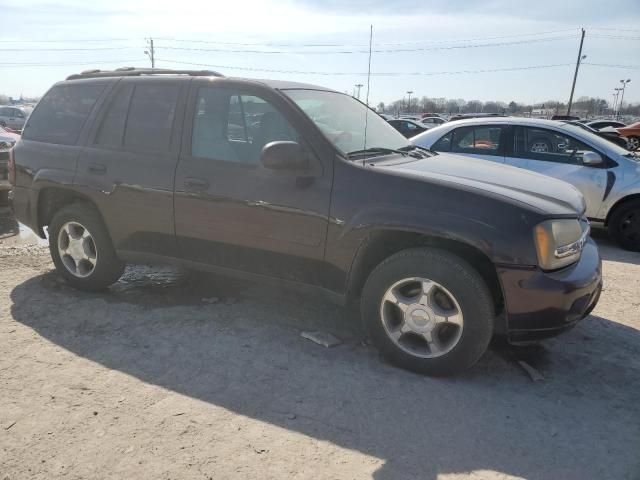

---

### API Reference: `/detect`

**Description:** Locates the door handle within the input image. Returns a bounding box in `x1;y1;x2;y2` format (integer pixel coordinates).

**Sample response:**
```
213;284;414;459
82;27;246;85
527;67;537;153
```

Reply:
184;177;210;191
88;163;107;175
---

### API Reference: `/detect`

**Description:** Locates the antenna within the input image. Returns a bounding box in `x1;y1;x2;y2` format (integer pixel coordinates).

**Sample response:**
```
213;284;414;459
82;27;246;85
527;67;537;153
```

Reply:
362;25;373;166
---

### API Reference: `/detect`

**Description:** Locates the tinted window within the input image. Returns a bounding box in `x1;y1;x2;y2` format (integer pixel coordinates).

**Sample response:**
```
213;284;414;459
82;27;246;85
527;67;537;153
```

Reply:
515;127;597;165
124;84;180;153
451;126;502;155
94;84;134;148
432;131;452;152
192;87;298;165
22;84;106;145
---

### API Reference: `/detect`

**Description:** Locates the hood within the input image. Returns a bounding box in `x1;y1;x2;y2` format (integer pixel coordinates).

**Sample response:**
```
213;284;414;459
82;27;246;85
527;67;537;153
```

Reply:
377;153;586;216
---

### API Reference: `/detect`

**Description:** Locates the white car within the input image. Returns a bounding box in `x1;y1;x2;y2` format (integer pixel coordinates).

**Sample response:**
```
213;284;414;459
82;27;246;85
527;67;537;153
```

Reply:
412;117;640;250
420;116;446;128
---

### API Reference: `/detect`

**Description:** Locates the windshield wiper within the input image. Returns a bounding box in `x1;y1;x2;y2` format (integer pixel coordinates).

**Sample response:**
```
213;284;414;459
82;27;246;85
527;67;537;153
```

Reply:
346;147;409;159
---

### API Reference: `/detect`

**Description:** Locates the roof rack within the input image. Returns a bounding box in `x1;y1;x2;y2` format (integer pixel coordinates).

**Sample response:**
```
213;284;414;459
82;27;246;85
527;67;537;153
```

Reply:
66;67;224;80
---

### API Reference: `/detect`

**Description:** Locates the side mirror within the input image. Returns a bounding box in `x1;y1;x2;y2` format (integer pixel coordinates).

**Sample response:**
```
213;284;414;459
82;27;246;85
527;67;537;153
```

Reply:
261;141;309;171
582;151;603;166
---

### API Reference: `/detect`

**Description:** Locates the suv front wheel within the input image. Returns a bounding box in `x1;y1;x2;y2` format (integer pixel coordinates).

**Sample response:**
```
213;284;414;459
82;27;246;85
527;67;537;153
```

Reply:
49;203;125;291
361;247;494;376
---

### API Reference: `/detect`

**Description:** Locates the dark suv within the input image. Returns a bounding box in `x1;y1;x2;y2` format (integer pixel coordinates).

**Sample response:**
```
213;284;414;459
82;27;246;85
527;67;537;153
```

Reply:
9;68;602;376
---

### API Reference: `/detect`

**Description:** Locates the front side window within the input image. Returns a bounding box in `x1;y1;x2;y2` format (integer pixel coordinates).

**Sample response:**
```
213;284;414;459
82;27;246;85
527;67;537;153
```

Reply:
22;84;106;145
283;89;410;155
451;126;503;155
192;88;298;165
124;83;180;153
515;127;598;165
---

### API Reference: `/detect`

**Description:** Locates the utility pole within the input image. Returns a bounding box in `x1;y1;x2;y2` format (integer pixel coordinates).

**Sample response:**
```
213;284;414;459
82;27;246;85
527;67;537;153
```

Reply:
354;84;363;100
145;38;155;68
406;90;413;113
566;28;586;116
617;79;631;120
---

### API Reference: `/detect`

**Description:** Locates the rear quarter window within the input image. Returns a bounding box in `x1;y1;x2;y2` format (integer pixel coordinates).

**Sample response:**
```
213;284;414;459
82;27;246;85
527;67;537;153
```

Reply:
22;83;106;145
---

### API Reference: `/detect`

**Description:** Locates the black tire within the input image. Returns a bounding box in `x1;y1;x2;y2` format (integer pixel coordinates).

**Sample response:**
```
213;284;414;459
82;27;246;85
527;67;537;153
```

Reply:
49;202;125;291
627;136;640;151
361;247;494;376
608;199;640;251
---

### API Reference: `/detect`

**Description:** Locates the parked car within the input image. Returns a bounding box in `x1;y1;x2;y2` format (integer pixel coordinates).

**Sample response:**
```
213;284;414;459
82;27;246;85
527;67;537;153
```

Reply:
420;116;446;128
10;68;601;376
616;122;640;151
0;126;19;204
551;115;581;121
388;118;427;137
586;120;626;130
399;115;423;122
420;113;442;119
563;121;629;150
0;105;33;132
412;117;640;250
448;113;504;122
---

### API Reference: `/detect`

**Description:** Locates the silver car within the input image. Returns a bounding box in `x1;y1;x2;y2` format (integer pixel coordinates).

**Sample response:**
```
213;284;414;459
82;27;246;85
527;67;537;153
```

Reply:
0;106;32;131
412;117;640;251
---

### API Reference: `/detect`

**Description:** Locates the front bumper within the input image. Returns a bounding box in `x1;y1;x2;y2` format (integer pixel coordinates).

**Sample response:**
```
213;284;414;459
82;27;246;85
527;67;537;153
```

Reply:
498;238;602;343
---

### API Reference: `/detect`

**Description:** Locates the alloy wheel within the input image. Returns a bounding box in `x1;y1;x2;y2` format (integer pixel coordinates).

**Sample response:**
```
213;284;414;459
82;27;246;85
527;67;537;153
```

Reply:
379;277;464;358
57;221;98;278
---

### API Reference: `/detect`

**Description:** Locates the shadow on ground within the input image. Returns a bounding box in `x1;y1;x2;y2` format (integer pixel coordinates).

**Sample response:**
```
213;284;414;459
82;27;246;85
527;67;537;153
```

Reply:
9;264;640;479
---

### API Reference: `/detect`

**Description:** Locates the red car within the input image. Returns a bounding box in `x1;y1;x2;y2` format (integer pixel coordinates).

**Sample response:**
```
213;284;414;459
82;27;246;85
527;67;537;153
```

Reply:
617;121;640;151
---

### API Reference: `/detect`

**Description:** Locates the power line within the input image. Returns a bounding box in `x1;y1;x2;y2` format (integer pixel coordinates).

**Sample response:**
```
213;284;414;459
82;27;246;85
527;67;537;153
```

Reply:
0;60;144;67
156;35;577;55
0;28;578;47
153;28;580;47
0;46;135;52
583;62;640;69
0;38;137;43
157;58;573;76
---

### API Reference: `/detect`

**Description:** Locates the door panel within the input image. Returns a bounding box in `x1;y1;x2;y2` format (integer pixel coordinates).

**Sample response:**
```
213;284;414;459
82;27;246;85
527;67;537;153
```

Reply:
174;86;331;285
75;79;186;255
505;126;606;218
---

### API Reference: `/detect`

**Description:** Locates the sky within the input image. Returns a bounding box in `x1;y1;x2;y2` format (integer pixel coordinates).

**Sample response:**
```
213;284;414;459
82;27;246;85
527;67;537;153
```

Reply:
1;0;639;107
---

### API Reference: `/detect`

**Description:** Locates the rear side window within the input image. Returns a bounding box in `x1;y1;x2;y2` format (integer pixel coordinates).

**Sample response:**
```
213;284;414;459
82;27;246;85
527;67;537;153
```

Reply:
451;126;503;156
94;84;134;148
123;84;180;153
22;84;106;145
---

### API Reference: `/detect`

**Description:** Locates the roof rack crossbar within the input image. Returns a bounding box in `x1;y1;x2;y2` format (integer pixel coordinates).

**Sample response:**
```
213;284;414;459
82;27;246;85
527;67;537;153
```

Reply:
66;67;224;80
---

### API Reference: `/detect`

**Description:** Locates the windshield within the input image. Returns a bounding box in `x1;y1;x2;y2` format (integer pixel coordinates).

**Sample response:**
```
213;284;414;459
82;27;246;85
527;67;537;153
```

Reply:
283;89;410;155
562;123;630;156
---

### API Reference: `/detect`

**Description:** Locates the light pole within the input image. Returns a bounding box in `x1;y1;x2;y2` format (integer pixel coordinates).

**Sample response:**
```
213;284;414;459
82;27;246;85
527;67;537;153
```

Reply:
617;79;631;120
406;91;413;114
613;88;622;115
354;84;363;100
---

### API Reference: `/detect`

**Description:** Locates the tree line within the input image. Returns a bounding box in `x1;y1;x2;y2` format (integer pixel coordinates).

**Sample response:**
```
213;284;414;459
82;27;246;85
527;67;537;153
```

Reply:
377;95;640;117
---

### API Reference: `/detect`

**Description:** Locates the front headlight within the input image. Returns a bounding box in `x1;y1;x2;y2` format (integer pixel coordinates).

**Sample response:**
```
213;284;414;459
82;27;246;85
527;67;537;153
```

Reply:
534;219;589;270
0;140;15;151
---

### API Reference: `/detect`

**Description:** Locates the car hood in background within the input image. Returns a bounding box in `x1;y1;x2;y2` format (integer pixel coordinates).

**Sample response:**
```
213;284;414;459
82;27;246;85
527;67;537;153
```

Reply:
377;153;586;216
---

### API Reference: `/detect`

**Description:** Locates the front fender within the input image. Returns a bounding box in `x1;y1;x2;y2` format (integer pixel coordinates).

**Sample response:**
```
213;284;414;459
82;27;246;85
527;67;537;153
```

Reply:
337;204;537;266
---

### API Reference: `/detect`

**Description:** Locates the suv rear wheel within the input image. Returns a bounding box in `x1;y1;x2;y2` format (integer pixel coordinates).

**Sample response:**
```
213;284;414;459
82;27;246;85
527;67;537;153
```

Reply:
49;203;125;291
361;247;494;376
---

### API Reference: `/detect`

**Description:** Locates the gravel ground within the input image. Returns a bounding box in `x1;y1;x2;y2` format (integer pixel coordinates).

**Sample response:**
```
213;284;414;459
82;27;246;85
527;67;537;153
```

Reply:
1;206;639;480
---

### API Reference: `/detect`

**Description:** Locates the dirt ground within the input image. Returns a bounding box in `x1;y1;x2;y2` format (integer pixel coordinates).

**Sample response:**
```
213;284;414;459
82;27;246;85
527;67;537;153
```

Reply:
0;205;639;480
